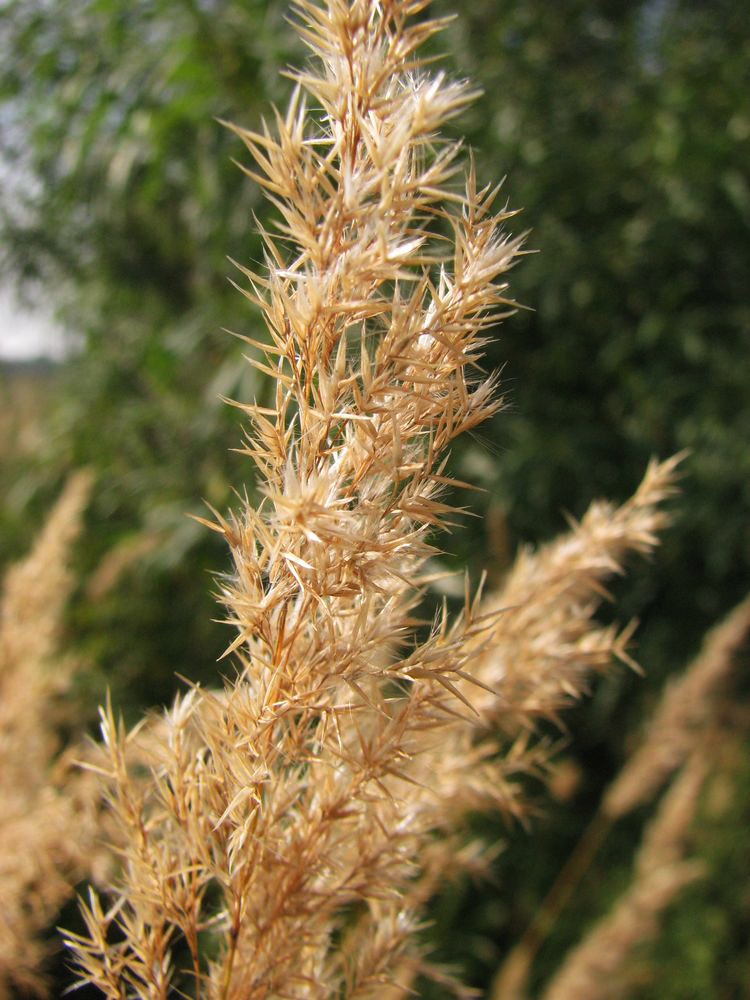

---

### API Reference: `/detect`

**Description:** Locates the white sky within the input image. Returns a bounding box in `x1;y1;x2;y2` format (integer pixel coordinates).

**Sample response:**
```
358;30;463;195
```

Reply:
0;286;66;361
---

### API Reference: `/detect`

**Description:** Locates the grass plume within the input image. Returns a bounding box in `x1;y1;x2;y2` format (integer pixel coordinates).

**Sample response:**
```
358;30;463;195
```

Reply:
63;3;681;996
0;472;93;997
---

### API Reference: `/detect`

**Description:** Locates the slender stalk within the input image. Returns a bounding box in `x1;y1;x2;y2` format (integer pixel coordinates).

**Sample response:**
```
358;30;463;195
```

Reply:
490;811;611;1000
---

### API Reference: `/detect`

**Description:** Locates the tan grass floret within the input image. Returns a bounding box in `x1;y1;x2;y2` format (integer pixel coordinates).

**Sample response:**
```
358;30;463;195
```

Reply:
64;2;679;997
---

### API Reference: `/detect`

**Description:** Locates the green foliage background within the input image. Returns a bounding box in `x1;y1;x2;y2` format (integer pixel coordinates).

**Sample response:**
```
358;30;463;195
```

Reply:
1;0;748;995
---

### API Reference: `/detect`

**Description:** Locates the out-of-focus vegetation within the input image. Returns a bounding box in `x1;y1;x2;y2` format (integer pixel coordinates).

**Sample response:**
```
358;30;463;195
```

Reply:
0;0;298;710
1;0;748;996
0;361;59;564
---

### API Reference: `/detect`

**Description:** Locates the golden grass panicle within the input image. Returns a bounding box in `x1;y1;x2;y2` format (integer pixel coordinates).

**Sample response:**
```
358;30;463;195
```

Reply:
0;472;92;998
63;3;680;997
470;455;682;729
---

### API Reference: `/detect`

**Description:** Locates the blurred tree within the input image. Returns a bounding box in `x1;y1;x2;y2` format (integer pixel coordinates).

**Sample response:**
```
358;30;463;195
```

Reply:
442;0;750;648
0;0;296;709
